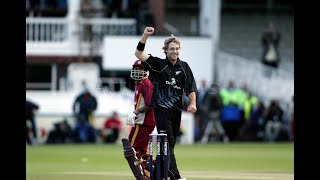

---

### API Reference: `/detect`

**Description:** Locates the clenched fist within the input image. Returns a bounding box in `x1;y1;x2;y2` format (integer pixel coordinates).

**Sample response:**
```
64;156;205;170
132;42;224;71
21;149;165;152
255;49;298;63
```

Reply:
144;27;154;35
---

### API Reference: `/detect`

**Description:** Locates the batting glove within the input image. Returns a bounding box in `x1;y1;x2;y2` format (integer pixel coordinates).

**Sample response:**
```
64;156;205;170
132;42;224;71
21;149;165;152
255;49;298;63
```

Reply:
126;112;137;126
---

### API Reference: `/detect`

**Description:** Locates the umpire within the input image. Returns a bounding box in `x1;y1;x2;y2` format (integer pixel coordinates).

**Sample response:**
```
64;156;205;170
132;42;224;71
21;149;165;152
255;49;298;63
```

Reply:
135;27;197;180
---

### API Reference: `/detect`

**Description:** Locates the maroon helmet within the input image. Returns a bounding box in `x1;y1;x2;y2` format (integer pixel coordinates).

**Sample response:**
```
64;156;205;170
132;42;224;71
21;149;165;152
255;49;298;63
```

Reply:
130;60;149;80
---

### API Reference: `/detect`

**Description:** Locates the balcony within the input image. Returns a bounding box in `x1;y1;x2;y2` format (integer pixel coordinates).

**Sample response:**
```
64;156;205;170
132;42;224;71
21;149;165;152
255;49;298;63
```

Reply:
26;17;137;56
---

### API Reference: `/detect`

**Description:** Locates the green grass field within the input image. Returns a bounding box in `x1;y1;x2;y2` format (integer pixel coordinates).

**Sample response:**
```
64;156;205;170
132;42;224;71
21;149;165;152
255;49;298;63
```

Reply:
26;143;293;180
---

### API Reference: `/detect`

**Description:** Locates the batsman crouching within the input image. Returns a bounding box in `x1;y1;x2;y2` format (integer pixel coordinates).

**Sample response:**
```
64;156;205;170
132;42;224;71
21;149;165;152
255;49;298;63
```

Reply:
122;60;156;180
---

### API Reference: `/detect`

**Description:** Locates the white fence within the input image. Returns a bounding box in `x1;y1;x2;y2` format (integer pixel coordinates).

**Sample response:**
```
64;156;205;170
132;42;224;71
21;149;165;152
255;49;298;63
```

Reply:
26;18;68;42
79;18;136;42
26;17;136;43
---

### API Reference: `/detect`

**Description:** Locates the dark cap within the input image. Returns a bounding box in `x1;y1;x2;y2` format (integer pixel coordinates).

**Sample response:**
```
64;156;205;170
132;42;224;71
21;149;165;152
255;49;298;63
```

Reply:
132;60;144;68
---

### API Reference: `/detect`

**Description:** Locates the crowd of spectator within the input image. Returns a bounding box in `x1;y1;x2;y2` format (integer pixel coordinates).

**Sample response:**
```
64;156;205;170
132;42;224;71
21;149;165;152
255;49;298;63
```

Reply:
26;79;294;145
26;0;153;19
26;81;123;145
26;0;68;17
194;80;294;143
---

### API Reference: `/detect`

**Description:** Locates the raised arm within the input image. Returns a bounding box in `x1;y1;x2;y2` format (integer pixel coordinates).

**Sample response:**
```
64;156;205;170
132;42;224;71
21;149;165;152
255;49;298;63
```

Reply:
135;27;155;61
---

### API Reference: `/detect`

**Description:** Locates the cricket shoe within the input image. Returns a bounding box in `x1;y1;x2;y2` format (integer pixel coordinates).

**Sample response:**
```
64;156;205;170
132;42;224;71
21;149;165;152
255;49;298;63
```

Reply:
140;161;151;180
169;175;186;180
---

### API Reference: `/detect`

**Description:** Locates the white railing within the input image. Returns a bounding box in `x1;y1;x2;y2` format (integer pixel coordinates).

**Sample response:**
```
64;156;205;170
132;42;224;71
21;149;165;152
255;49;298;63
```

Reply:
26;17;68;42
217;51;294;107
26;17;136;44
79;18;136;43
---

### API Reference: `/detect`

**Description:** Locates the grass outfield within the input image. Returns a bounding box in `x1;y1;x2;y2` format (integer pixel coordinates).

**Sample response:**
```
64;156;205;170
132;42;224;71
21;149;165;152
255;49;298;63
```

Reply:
26;143;293;180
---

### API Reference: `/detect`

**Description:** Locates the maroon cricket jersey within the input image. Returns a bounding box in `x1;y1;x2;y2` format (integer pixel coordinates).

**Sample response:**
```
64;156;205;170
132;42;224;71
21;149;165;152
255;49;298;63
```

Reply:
134;78;156;127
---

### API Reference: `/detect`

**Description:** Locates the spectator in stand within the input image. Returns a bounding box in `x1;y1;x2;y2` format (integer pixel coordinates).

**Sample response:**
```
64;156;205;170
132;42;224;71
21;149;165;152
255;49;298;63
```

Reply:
235;82;250;130
264;99;284;142
100;111;122;143
201;83;229;143
73;117;97;143
73;80;98;125
26;99;40;145
72;80;98;143
195;80;208;142
56;0;68;16
220;81;242;141
261;21;281;77
239;99;266;141
103;0;136;18
46;119;72;144
220;81;238;106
